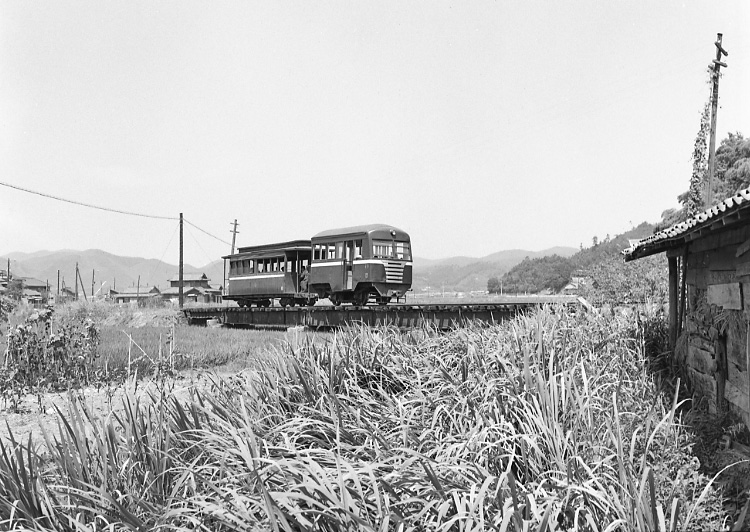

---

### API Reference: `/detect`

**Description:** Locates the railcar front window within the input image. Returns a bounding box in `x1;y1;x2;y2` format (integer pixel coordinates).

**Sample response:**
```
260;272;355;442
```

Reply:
313;244;322;261
327;244;336;260
355;240;363;259
395;242;411;260
373;240;393;259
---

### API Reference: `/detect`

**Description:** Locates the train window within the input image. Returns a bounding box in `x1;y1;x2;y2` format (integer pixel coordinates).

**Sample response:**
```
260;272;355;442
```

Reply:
327;243;336;260
336;242;344;259
230;261;238;275
257;260;265;273
354;240;362;259
395;242;411;260
373;240;393;259
313;244;321;261
248;259;254;273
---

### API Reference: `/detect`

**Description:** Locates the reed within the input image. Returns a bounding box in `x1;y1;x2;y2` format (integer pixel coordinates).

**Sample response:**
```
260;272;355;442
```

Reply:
0;305;732;530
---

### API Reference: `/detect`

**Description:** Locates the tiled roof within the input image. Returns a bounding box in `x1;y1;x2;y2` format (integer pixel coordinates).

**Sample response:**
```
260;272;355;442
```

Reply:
624;187;750;261
168;273;209;282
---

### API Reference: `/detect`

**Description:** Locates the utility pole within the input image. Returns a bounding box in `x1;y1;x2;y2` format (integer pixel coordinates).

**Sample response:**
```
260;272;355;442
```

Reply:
75;263;79;301
91;269;95;301
226;219;240;297
179;213;184;308
706;33;728;207
230;219;239;254
57;270;60;297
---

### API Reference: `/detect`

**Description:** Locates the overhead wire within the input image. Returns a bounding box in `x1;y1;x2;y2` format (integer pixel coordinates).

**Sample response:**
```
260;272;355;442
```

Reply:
0;180;179;220
0;178;231;251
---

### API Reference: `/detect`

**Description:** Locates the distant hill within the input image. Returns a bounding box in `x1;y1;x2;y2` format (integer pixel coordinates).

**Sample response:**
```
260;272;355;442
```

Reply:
412;246;578;293
2;244;578;296
0;249;224;295
497;222;658;294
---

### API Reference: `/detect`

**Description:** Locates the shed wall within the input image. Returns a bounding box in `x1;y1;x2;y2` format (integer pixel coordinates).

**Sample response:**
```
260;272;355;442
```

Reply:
679;225;750;426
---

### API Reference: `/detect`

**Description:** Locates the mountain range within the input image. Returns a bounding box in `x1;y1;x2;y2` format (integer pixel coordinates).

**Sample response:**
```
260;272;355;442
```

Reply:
1;246;577;295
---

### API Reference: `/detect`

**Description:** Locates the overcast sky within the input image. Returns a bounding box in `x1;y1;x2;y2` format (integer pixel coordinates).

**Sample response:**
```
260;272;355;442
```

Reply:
1;1;748;267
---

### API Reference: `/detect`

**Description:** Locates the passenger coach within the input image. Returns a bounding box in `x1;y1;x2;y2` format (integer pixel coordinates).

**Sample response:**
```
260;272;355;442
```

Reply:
223;240;315;307
309;224;412;305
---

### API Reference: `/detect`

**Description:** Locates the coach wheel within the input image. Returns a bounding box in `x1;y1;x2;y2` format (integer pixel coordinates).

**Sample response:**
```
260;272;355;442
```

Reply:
279;298;291;307
377;296;391;305
329;294;341;306
353;290;369;306
260;299;271;308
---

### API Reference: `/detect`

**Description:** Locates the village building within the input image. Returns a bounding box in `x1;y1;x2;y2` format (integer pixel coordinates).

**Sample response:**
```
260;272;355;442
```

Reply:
160;273;222;305
625;187;750;426
109;286;161;305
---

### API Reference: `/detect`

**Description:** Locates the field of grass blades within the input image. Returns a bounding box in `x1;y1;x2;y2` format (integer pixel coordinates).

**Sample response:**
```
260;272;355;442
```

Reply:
0;305;731;530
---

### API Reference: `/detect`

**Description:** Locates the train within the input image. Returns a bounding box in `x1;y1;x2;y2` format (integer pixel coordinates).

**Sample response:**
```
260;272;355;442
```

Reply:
222;224;413;307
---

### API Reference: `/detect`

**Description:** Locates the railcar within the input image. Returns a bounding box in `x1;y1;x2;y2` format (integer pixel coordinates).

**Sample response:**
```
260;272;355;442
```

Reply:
223;240;316;307
309;224;412;305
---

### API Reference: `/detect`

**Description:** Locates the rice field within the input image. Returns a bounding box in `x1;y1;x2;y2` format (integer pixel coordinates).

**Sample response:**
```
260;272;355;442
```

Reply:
0;302;740;530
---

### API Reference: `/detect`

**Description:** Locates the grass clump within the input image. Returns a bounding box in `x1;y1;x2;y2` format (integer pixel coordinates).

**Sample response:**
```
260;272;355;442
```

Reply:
0;305;734;530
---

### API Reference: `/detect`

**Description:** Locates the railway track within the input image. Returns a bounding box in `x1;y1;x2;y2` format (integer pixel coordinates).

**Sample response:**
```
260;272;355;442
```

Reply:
183;296;582;330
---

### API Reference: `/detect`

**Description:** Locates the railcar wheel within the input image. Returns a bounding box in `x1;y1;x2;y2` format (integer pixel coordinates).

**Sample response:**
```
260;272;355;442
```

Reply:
329;294;341;306
377;296;391;305
353;290;370;306
260;299;271;308
279;298;291;307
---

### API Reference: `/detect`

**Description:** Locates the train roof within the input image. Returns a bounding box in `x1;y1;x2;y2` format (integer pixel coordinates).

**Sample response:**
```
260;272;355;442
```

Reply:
223;239;311;259
312;224;409;241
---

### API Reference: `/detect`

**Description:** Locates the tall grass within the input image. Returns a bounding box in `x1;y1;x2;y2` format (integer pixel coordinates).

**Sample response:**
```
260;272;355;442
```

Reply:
0;305;731;530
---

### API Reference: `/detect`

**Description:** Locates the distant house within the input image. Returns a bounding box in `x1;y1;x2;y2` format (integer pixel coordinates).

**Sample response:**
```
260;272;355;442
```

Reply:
562;271;591;294
22;288;43;307
21;278;49;299
110;286;161;306
161;273;222;304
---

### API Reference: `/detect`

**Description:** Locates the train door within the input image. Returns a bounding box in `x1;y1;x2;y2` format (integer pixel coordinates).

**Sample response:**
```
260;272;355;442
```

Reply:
344;241;354;290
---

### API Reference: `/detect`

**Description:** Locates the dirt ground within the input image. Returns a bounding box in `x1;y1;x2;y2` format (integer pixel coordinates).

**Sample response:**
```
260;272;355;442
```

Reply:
0;369;233;454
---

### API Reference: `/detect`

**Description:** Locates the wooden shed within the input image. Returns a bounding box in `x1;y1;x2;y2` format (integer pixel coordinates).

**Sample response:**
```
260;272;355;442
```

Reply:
625;188;750;425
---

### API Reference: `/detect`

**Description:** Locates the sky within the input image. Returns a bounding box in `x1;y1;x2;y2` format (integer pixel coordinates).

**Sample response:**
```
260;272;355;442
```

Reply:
1;1;749;267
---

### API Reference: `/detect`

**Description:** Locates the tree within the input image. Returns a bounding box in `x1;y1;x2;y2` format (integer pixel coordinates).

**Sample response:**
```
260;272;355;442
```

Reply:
487;277;501;294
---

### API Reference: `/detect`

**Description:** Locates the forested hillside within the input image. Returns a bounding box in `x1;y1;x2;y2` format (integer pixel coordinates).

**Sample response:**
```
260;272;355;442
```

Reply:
489;222;657;295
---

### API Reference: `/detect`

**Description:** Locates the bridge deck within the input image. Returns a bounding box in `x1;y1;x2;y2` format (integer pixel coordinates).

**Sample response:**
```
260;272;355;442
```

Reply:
183;296;580;330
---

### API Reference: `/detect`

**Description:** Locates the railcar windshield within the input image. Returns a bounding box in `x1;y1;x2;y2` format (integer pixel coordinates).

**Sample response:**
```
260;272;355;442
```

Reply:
373;240;411;260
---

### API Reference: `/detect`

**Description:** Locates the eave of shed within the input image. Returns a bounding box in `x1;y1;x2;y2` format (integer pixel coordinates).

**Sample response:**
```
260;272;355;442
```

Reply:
623;188;750;261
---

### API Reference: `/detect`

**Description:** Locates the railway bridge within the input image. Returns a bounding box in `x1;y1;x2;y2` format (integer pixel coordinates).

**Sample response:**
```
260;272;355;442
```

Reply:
183;296;583;330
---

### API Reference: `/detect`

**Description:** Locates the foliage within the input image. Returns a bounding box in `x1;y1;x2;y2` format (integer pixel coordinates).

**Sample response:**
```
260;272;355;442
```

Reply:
580;253;669;306
495;254;575;293
4;279;23;301
0;306;100;411
0;296;15;322
0;308;733;530
687;102;711;217
659;127;750;230
493;222;658;296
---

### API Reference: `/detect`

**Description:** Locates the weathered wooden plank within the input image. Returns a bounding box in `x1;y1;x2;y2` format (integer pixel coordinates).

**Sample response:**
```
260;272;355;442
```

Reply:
686;345;717;374
690;334;714;353
725;378;749;414
688;252;709;269
692;226;750;253
737;262;750;278
695;268;708;290
737;237;750;258
709;248;739;271
667;246;687;258
707;283;742;310
709;270;738;285
687;368;717;412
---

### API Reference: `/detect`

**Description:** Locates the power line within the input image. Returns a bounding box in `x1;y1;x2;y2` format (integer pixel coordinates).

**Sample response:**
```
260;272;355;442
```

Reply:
0;180;178;220
184;218;231;246
1;178;231;247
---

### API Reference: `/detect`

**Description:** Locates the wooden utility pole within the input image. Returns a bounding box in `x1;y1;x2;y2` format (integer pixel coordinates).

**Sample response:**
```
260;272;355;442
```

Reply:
226;219;240;296
706;33;728;207
91;269;95;301
230;219;239;254
179;213;184;308
75;263;79;301
57;270;60;297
